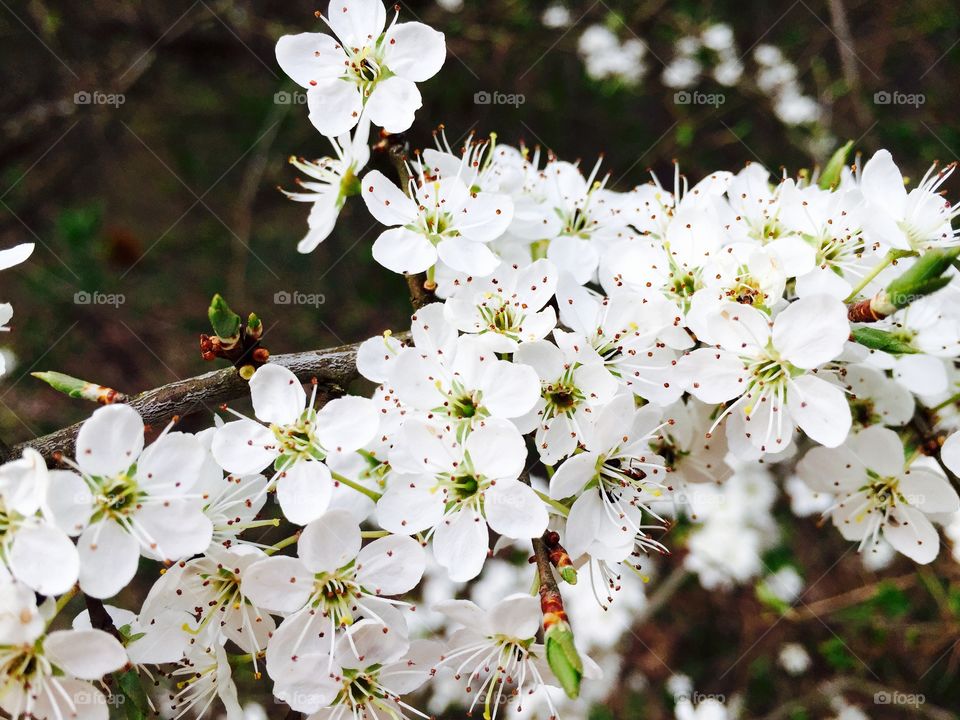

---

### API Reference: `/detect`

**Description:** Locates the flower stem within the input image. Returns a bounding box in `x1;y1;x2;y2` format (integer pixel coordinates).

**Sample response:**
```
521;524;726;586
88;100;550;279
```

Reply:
535;489;570;517
330;470;383;502
265;534;300;555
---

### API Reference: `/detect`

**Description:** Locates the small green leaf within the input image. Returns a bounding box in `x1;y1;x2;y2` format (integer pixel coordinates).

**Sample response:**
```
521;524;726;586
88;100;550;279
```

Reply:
32;371;122;404
559;566;578;585
818;140;853;189
545;623;583;699
851;328;918;355
208;294;241;342
885;249;959;308
116;669;149;720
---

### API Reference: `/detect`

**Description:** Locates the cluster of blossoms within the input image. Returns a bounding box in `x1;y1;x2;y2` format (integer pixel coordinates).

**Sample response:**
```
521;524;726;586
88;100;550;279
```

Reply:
5;1;960;719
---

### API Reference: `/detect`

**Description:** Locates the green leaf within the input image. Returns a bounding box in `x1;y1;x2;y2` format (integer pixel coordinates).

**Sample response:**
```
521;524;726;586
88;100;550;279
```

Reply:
851;328;918;355
116;669;149;720
208;294;241;342
32;371;122;404
545;623;583;699
885;249;959;308
818;140;853;189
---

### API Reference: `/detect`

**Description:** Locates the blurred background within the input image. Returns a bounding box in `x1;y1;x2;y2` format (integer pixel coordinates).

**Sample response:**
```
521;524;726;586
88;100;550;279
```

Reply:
3;1;960;717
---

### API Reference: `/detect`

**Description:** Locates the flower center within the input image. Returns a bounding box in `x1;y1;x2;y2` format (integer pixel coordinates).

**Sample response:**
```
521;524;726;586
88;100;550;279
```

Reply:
90;470;143;521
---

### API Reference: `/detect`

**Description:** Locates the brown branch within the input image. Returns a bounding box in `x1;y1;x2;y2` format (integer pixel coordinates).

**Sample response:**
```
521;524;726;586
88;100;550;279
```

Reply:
5;338;390;464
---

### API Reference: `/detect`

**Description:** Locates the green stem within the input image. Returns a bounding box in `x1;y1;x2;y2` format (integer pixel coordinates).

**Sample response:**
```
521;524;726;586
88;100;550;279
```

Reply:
265;534;300;555
330;470;383;502
361;529;390;539
535;489;570;517
49;587;78;624
844;252;895;303
930;391;960;413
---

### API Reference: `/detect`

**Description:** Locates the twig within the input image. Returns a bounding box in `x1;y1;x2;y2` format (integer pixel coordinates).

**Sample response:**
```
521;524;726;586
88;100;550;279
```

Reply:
85;594;123;642
5;337;395;464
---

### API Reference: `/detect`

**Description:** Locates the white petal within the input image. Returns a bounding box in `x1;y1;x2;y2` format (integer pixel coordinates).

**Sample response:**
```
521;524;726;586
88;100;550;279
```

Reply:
457;192;514;242
788;374;851;448
241;557;314;614
276;461;333;525
307;79;363;136
384;22;445;81
211;418;277;475
773;295;848;369
0;242;34;271
46;470;92;536
45;629;127;679
135;502;212;561
298;509;361;573
436;236;500;275
355;535;425;595
366;76;421;134
361;170;418;226
78;521;139;599
250;364;306;426
76;404;144;478
487;593;540;639
899;467;960;513
550;451;599;499
375;480;444;534
484;480;548;538
884;505;939;563
137;431;205;495
372;227;437;274
433;507;488;582
275;32;344;87
316;396;379;453
325;0;386;47
846;425;905;477
10;524;79;595
942;432;960;476
465;420;526;481
680;348;747;403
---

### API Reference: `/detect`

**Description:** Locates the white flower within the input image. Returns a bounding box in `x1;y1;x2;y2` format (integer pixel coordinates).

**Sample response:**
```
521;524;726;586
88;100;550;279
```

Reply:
514;331;620;464
242;510;424;710
434;594;590;719
557;280;684;404
275;0;445;135
0;625;127;720
381;418;547;581
69;405;212;598
675;696;728;720
388;314;540;434
212;364;378;525
0;448;82;595
361;163;514;275
286;619;438;718
859;149;960;251
283;120;371;253
167;640;243;720
680;295;852;453
550;394;669;562
444;259;558;352
778;642;811;675
144;544;276;658
798;425;960;563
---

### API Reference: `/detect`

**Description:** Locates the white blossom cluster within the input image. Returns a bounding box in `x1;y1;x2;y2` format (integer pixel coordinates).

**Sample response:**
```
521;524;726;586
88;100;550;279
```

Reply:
4;2;960;719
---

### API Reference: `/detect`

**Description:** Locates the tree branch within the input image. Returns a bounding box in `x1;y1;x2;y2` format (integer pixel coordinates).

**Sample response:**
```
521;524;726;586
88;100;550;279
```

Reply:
5;338;390;464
